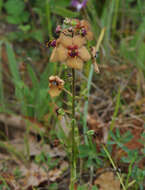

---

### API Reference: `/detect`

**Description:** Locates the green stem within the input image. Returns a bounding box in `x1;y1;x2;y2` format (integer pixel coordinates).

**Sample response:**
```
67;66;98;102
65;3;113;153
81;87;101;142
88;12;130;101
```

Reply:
70;68;76;190
0;0;3;14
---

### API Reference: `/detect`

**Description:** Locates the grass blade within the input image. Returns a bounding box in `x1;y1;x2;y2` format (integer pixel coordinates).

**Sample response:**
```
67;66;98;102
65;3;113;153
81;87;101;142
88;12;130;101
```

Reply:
0;41;5;111
5;41;27;115
5;41;20;82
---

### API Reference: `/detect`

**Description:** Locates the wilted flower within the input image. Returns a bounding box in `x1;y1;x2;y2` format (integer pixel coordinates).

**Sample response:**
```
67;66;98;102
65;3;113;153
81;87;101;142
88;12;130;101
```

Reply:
19;62;26;74
49;76;64;97
50;19;93;70
71;0;88;11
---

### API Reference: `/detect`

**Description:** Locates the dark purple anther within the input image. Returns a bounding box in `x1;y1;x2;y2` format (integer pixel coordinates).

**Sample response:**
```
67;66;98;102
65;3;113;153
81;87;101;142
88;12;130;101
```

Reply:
71;0;88;11
81;28;87;36
68;50;78;57
51;40;56;47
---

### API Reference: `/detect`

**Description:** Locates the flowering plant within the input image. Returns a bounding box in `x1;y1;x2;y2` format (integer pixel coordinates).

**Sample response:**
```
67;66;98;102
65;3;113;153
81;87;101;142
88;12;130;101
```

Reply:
71;0;88;11
48;18;98;190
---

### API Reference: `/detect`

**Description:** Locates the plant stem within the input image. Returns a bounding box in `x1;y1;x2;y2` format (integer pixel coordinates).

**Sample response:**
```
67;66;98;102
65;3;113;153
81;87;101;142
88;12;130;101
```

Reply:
70;68;76;190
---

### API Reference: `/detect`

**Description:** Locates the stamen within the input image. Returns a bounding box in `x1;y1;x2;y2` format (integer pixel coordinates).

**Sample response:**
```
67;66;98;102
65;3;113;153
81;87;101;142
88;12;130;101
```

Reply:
80;28;87;36
50;40;57;47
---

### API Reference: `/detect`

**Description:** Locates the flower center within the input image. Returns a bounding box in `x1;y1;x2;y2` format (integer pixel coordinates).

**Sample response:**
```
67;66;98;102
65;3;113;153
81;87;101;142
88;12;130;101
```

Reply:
67;45;78;58
50;80;59;86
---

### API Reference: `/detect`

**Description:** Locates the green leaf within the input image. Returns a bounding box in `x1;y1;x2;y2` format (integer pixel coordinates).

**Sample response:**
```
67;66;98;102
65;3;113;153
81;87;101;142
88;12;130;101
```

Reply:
52;6;79;18
18;25;31;32
49;183;58;190
116;128;121;138
40;61;57;88
109;131;117;141
122;131;133;143
92;186;99;190
0;0;3;13
137;43;145;70
27;64;39;88
5;0;25;16
20;11;30;22
6;16;22;24
30;30;43;42
107;140;116;145
6;11;29;24
77;185;87;190
52;0;70;7
0;41;5;110
35;88;50;119
121;156;130;163
5;42;20;81
5;41;28;115
79;145;90;158
35;153;45;163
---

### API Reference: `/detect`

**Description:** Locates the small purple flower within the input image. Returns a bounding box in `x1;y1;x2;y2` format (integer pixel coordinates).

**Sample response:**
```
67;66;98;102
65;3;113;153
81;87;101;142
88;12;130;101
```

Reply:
71;0;88;11
50;40;56;47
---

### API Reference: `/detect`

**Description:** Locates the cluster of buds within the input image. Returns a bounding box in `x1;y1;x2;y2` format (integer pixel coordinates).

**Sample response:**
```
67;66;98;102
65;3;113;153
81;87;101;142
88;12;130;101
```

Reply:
49;18;93;70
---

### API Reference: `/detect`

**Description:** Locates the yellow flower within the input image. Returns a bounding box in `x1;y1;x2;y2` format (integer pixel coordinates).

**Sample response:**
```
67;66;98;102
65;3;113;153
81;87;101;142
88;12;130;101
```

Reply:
80;20;94;41
49;76;64;97
50;35;91;70
49;19;93;70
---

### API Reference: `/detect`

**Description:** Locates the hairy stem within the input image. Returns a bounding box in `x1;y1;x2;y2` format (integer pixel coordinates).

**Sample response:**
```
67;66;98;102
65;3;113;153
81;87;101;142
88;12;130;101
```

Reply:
70;68;76;190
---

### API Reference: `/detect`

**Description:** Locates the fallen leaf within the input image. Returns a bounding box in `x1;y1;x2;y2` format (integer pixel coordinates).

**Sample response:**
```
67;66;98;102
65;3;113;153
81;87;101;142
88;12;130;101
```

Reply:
94;172;120;190
48;161;68;182
19;163;48;189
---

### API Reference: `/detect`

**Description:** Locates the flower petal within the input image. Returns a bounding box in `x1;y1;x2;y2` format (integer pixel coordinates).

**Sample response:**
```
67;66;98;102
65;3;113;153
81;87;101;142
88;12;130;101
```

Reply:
57;45;68;62
73;35;86;47
49;87;61;97
81;20;94;40
86;31;94;41
49;75;64;97
81;20;90;30
93;60;100;73
78;46;91;61
50;48;58;62
66;57;83;70
59;33;73;47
